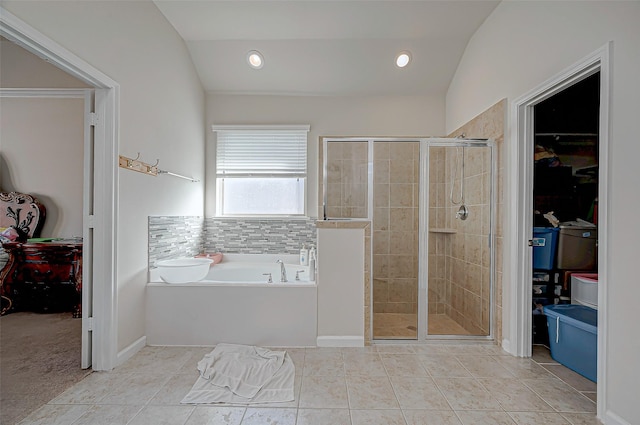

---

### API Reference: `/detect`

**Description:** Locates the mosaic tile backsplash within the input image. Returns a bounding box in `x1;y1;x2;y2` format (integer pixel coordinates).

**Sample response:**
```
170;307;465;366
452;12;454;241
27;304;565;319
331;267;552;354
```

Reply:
149;216;317;267
204;218;317;254
148;216;204;267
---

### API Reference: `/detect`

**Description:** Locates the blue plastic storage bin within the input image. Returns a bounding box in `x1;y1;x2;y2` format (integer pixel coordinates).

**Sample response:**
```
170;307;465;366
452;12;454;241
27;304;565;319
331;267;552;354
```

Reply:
532;227;559;270
544;304;597;382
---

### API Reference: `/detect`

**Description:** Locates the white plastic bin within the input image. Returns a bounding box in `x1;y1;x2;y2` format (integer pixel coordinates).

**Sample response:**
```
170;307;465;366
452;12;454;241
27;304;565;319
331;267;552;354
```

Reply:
571;273;598;309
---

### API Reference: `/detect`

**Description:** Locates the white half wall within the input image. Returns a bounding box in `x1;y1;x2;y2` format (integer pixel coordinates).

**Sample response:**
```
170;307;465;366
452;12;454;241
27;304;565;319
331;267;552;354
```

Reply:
206;94;445;217
446;2;640;424
317;228;365;345
2;1;206;353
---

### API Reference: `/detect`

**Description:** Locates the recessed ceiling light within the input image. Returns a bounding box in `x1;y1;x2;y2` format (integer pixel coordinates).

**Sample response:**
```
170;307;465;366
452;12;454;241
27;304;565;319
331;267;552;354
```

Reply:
395;51;411;68
247;50;264;69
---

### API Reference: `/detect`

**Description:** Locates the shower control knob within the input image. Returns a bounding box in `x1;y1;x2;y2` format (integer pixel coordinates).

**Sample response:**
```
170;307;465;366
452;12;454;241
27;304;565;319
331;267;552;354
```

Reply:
456;205;469;220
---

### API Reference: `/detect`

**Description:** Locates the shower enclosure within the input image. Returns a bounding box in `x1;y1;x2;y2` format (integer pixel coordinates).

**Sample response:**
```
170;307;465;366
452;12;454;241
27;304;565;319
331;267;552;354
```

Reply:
323;138;495;341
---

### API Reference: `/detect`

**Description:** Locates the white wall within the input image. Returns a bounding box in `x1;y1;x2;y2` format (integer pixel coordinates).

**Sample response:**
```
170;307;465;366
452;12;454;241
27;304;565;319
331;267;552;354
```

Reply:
206;94;445;216
446;2;640;424
1;39;88;238
2;1;206;353
0;37;91;88
0;97;84;237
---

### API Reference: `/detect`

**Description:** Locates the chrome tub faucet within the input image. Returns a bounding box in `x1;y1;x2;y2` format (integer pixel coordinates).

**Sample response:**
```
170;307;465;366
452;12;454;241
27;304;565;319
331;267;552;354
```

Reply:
276;259;288;282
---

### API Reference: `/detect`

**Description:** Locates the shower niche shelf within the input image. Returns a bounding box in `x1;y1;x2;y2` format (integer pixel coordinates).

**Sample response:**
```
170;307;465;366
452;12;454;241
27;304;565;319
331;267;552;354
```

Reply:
429;228;457;234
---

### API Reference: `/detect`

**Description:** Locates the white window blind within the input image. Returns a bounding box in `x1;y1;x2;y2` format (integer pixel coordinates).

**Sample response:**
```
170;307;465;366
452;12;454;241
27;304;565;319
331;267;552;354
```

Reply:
215;125;309;177
212;125;309;216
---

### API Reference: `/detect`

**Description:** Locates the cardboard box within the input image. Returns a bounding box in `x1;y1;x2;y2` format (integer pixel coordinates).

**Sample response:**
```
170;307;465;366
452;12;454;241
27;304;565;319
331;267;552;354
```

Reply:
557;223;597;270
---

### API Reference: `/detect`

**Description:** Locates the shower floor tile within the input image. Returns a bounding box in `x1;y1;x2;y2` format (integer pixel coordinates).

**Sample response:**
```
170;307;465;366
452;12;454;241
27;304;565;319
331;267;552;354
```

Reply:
372;313;471;339
373;313;417;339
428;314;471;336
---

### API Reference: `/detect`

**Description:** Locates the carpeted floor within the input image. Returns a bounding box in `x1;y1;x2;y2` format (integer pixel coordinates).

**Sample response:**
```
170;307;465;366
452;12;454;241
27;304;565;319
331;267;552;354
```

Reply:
0;312;91;425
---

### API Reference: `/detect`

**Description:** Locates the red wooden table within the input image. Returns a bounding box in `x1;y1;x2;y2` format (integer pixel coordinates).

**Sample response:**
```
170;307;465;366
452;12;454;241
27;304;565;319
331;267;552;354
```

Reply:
0;240;82;317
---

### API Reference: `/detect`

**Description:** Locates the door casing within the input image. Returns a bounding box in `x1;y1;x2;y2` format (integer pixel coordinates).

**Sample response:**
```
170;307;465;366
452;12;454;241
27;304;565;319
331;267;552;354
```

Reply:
506;43;610;419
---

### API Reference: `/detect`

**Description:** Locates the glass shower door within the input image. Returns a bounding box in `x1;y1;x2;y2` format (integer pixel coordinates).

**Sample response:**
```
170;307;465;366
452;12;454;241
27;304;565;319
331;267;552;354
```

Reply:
425;142;494;337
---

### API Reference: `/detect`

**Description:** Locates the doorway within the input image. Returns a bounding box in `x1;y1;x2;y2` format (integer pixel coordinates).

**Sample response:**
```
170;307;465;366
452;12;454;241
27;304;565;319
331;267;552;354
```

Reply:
509;44;610;416
1;7;119;371
531;73;600;346
1;68;93;373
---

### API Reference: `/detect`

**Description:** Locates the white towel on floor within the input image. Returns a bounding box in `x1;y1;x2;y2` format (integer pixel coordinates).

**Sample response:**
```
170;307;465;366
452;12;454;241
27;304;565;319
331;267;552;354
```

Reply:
181;343;295;404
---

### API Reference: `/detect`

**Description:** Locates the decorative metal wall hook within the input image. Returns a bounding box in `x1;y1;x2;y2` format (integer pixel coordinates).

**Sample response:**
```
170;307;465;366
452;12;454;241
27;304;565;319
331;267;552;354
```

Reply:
119;153;158;177
118;153;198;182
147;159;160;173
127;152;141;168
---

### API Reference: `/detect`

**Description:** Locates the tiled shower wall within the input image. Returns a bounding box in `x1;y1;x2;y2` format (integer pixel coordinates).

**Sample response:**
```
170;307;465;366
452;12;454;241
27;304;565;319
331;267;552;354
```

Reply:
203;218;316;254
149;216;317;267
148;216;204;267
448;99;506;343
429;100;505;338
324;141;369;219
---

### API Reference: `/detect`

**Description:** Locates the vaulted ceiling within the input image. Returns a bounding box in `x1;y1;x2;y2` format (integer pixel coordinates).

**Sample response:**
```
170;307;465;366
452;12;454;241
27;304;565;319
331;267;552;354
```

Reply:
153;1;500;96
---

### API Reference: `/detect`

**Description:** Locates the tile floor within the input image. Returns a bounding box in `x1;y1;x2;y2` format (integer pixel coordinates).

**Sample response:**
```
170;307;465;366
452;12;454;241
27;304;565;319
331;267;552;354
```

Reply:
17;343;599;425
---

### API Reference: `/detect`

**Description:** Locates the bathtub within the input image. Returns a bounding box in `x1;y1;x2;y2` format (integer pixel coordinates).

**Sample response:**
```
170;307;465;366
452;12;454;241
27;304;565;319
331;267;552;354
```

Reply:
146;254;317;347
152;254;314;284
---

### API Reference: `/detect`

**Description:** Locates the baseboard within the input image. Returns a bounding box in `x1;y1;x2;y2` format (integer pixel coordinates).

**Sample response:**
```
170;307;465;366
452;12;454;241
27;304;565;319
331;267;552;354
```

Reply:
603;410;633;425
116;335;146;367
501;338;512;355
317;336;364;347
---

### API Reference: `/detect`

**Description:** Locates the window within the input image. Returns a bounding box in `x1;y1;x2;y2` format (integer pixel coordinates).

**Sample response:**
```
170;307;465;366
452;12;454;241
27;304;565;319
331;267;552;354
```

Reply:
213;125;309;216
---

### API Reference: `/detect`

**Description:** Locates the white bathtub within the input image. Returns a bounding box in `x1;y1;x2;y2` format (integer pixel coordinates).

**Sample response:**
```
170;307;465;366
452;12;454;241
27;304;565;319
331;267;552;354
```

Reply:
146;254;318;347
151;255;314;285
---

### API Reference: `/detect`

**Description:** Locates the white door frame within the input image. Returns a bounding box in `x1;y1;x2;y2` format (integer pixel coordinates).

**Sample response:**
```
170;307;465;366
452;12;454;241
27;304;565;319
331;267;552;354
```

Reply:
0;7;120;371
507;43;610;417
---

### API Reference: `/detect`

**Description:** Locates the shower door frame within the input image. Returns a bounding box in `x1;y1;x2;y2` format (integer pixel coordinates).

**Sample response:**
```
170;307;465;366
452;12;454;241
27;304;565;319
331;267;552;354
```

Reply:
321;137;496;343
419;138;496;342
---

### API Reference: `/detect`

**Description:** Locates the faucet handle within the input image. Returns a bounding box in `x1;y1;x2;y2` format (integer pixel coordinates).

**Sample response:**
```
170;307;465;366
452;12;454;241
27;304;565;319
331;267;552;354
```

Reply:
262;273;273;283
295;270;305;280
